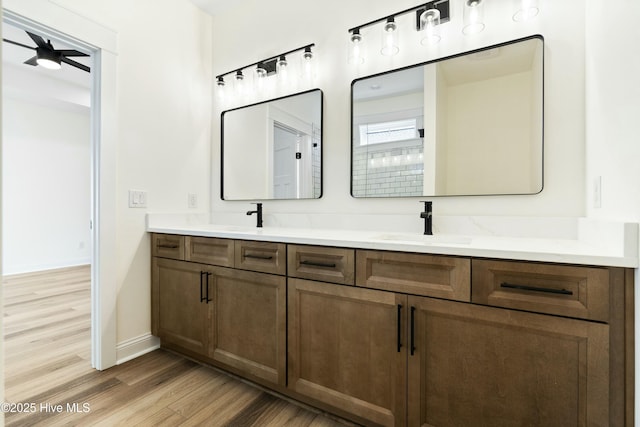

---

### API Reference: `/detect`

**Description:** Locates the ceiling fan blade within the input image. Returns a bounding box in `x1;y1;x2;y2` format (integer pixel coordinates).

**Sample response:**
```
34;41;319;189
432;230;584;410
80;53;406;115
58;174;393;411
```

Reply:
55;49;89;57
2;38;36;50
24;56;38;66
26;31;48;49
61;56;91;73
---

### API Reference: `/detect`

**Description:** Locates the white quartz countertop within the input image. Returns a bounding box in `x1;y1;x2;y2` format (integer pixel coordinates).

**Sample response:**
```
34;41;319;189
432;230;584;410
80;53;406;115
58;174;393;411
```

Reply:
147;220;639;268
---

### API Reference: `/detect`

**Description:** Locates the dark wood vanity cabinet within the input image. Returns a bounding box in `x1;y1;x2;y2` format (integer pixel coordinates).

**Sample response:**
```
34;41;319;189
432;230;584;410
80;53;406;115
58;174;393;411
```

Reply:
151;234;634;427
408;296;609;427
287;278;406;426
151;236;286;388
151;257;213;357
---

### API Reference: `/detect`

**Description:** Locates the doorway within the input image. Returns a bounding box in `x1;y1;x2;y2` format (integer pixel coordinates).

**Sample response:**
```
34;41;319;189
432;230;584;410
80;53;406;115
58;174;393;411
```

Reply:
1;7;117;371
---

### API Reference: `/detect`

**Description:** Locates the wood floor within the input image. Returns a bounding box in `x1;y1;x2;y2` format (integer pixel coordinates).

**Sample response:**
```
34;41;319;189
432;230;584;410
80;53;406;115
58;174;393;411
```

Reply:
3;266;353;426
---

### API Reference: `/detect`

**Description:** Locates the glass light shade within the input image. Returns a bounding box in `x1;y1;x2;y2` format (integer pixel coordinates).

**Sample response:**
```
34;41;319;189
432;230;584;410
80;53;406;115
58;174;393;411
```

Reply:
255;64;267;78
36;49;62;70
348;29;365;64
513;0;539;21
463;0;485;35
301;47;314;83
380;18;399;56
234;70;246;95
420;8;441;45
216;77;226;101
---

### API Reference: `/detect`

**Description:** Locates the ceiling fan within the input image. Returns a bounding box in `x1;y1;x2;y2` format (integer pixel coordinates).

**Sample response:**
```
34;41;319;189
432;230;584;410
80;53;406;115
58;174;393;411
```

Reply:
2;30;90;73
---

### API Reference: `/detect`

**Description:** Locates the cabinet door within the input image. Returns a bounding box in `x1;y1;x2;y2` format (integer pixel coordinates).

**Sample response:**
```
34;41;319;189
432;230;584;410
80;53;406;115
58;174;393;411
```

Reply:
151;258;212;356
211;268;286;387
407;296;609;427
288;278;406;427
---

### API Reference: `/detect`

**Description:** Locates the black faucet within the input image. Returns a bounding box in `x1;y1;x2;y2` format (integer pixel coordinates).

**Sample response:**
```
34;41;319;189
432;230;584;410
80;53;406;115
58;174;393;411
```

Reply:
246;202;263;228
420;201;433;235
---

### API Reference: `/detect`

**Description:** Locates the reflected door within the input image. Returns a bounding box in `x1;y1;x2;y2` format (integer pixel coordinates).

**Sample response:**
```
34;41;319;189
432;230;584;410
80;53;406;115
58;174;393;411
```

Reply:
273;124;298;198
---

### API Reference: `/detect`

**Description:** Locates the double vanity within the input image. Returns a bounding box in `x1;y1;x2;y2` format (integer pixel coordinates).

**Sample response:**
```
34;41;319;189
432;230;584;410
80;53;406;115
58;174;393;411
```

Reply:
155;27;634;427
149;220;636;426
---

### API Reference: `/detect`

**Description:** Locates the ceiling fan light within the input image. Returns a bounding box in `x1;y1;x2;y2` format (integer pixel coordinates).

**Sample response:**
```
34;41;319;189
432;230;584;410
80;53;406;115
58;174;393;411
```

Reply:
36;48;61;70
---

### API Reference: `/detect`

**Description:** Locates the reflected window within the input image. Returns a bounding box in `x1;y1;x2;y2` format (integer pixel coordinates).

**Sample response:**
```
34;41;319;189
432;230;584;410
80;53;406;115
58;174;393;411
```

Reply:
359;119;418;146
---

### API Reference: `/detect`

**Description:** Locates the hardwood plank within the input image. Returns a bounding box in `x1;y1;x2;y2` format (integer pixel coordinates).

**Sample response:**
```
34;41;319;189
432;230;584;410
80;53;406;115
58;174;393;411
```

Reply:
3;265;354;426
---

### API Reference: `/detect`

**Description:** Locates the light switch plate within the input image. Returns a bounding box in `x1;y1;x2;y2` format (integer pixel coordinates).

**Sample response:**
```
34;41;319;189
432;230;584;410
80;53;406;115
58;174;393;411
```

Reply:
188;193;198;209
129;190;148;208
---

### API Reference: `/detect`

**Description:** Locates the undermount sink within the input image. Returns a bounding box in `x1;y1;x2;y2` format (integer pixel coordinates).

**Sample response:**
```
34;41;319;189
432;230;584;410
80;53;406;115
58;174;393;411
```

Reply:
373;233;472;246
206;224;255;233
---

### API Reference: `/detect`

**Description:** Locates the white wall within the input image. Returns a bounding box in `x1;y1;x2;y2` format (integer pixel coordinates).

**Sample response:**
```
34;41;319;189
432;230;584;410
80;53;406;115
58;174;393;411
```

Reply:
3;0;213;352
584;0;640;421
2;95;91;274
211;0;586;222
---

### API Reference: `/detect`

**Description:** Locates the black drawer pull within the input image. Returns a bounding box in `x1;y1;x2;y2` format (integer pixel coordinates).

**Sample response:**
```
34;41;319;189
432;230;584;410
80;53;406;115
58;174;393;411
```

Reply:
157;244;179;249
500;282;573;296
205;272;212;303
397;304;403;353
300;260;337;268
200;271;206;302
244;254;274;260
410;306;416;356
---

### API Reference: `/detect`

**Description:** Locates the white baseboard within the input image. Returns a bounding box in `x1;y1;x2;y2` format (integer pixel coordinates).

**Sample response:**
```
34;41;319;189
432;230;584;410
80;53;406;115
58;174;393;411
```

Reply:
116;333;160;365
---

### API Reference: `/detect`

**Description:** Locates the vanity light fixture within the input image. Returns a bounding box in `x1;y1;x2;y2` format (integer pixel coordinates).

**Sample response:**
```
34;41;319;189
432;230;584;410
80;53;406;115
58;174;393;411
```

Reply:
463;0;486;35
347;0;450;64
513;0;539;22
215;43;315;101
381;17;399;56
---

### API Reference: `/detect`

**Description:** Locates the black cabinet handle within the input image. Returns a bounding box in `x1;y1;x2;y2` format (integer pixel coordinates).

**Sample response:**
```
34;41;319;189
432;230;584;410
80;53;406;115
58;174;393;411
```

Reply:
410;306;416;356
397;304;403;353
300;260;336;268
245;254;274;260
200;271;206;302
500;282;573;296
157;244;179;249
206;272;212;303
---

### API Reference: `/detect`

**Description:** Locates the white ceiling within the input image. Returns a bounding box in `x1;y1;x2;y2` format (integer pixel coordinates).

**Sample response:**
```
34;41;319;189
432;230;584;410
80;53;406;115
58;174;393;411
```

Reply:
2;21;91;110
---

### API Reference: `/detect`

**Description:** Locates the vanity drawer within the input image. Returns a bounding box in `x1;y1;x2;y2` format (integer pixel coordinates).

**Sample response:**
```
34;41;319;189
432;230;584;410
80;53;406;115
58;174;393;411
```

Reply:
185;236;234;267
288;245;355;285
356;250;471;301
235;240;286;275
152;233;185;260
472;259;610;322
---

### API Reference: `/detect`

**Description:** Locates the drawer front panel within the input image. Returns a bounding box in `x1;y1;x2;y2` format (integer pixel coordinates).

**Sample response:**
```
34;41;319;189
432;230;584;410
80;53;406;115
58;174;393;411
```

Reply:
356;250;471;301
235;240;286;275
186;236;234;267
288;245;355;285
472;259;610;322
152;233;185;260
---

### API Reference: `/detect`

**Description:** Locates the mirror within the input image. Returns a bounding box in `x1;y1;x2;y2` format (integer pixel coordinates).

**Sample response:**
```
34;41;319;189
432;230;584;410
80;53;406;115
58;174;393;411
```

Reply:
222;89;323;200
351;35;543;197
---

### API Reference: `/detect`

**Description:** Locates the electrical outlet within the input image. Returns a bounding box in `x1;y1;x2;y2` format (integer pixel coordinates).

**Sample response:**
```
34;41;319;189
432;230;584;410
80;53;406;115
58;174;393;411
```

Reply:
188;193;198;209
593;176;602;209
129;190;148;208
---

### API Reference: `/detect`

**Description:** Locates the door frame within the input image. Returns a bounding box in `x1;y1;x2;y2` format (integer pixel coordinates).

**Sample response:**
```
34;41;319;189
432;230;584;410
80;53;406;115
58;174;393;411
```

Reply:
3;3;118;370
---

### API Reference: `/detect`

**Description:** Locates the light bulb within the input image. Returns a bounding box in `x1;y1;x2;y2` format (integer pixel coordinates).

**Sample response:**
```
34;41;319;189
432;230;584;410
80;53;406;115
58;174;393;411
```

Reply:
381;17;399;56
